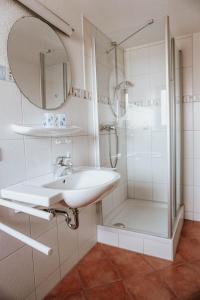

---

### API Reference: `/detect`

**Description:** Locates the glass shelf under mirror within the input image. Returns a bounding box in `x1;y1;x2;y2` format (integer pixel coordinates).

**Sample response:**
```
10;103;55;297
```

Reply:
11;124;82;137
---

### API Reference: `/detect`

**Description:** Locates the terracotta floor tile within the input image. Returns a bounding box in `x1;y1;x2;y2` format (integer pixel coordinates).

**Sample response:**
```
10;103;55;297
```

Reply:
181;221;200;240
189;260;200;275
45;270;82;298
80;243;107;264
84;281;132;300
109;249;153;279
45;292;86;300
177;237;200;262
159;263;200;299
143;253;184;271
46;221;200;300
78;258;120;289
124;272;177;300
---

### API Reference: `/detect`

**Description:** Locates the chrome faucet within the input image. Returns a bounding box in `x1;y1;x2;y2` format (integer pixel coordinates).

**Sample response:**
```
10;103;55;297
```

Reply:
54;154;73;177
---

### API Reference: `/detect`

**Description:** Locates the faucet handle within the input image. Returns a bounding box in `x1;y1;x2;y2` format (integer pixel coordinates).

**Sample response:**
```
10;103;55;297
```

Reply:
55;154;72;167
56;156;65;166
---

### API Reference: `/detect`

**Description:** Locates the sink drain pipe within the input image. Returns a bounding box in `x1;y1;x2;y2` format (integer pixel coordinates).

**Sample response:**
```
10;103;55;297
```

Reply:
44;207;79;230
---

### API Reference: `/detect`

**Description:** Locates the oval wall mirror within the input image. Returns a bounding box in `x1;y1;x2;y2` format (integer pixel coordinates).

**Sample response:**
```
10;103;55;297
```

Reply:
7;16;71;110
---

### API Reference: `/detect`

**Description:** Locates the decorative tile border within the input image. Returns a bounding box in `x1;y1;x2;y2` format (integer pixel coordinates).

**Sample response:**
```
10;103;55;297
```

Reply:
69;87;92;100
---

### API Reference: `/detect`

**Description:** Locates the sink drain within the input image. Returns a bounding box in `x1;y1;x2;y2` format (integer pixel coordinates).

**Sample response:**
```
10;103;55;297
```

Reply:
113;223;126;229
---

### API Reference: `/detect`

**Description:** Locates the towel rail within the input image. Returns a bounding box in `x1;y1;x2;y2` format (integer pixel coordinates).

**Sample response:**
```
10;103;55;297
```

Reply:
0;198;53;221
0;223;52;255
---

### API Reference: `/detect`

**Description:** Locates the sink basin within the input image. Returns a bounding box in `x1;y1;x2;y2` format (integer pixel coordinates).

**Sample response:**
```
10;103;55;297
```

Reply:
1;168;120;209
44;168;120;208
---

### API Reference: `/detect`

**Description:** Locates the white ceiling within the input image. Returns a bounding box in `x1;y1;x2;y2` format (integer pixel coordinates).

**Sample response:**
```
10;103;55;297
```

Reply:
71;0;200;47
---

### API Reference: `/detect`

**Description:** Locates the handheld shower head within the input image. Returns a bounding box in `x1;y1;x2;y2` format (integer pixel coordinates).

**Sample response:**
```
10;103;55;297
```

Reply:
115;80;134;91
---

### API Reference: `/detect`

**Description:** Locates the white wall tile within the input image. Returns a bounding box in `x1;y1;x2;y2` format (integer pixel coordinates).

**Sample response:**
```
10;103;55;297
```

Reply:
0;139;26;189
127;180;134;199
183;158;194;185
152;131;167;157
60;253;79;279
183;103;193;131
72;136;89;166
24;291;36;300
22;95;44;126
78;206;97;254
57;221;78;264
35;269;60;300
184;131;193;158
194;159;200;186
149;43;165;75
194;187;200;213
102;193;113;217
33;227;60;287
0;81;22;139
128;46;149;77
185;211;194;221
194;103;200;131
183;186;194;212
0;247;35;299
182;67;192;96
0;208;30;260
30;216;57;239
51;137;73;165
153;183;168;202
194;131;200;158
134;182;153;200
24;138;52;179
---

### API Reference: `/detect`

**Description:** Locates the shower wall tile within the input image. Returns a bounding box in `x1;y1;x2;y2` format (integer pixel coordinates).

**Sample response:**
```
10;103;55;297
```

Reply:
184;131;194;158
182;67;193;96
193;102;200;130
184;186;194;213
183;158;194;185
132;156;152;182
194;159;200;186
127;46;149;76
128;180;134;199
183;103;193;130
153;183;168;203
134;182;153;201
149;42;165;74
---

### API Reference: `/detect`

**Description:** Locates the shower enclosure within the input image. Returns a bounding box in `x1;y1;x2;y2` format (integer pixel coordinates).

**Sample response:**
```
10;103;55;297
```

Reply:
93;16;183;252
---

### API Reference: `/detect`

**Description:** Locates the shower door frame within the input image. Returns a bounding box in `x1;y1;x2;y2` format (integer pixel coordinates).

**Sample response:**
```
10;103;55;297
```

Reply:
166;16;184;239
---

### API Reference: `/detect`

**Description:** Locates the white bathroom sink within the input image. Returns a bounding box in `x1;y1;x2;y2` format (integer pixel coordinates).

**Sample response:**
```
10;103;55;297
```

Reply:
1;168;120;209
43;169;120;208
